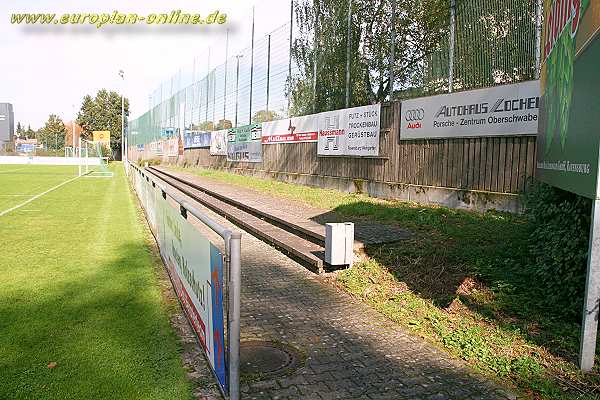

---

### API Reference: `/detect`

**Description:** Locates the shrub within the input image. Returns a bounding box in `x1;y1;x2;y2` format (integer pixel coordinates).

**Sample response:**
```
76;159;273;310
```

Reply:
523;180;591;318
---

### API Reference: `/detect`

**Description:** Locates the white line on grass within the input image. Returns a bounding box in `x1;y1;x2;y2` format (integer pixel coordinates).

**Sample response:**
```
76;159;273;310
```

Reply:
0;175;80;217
0;194;33;197
0;167;26;174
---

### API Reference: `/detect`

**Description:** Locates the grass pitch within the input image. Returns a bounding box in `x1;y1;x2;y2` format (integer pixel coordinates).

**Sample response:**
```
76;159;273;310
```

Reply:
0;163;193;399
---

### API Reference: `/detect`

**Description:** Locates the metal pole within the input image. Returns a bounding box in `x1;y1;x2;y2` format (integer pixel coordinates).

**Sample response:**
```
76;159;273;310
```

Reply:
224;29;229;122
119;69;125;162
579;149;600;371
312;1;319;113
534;0;543;79
288;0;294;114
249;6;255;124
235;55;241;127
389;0;396;101
228;232;242;400
448;0;456;93
266;34;271;114
345;0;352;108
206;48;211;124
72;105;76;158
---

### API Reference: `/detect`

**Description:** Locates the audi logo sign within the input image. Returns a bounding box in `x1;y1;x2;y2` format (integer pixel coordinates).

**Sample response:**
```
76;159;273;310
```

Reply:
400;80;540;140
405;109;425;121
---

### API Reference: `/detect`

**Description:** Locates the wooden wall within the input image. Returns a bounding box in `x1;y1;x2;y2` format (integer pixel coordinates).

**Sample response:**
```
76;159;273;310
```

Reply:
154;101;537;195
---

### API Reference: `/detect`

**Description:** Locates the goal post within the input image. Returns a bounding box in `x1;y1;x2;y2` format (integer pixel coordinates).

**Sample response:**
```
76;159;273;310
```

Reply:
79;139;113;178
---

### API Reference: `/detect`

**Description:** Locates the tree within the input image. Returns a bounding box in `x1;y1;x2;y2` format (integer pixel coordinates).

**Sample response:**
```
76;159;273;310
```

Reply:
216;119;233;130
289;0;448;115
252;110;280;124
16;122;24;137
38;115;67;152
77;89;129;157
26;125;35;139
193;121;214;131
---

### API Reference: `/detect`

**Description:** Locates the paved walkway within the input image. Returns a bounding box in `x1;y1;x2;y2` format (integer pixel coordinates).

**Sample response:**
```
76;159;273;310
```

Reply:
153;172;517;400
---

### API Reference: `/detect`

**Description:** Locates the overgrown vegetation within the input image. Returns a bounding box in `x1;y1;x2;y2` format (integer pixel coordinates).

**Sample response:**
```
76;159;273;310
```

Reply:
523;181;591;319
172;166;600;399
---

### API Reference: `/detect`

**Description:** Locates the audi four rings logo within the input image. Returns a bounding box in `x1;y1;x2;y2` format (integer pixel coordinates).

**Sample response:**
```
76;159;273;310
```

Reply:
405;109;425;121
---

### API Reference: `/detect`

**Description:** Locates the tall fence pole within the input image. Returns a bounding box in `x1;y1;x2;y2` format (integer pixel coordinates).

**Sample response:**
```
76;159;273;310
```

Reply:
534;0;543;79
345;0;352;108
249;6;256;124
266;34;271;114
205;48;211;124
288;0;294;114
389;0;396;101
235;55;241;127
224;29;229;122
448;0;456;93
312;1;319;113
228;232;242;400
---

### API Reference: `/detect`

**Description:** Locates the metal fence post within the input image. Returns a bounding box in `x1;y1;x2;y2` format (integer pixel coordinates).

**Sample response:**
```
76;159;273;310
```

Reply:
228;232;242;400
389;0;396;101
312;1;319;113
345;0;352;108
206;48;211;125
249;6;256;124
288;0;294;115
448;0;456;93
235;55;242;127
266;34;271;114
224;29;229;122
534;0;543;79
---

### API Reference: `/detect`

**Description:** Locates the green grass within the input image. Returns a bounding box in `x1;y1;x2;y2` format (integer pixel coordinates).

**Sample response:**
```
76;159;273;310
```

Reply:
172;165;600;399
0;164;193;400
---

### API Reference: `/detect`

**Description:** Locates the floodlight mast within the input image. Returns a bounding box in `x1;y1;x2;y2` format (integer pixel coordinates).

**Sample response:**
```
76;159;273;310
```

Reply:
119;69;126;174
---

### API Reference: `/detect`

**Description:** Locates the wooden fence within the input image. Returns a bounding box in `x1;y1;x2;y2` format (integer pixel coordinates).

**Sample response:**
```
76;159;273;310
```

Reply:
170;102;537;195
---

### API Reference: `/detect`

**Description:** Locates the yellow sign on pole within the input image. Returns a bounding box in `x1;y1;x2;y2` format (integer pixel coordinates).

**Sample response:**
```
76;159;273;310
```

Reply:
92;131;111;145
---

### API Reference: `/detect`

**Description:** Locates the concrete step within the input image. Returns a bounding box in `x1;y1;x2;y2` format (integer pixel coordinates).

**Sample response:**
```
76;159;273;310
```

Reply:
146;167;326;273
149;166;365;252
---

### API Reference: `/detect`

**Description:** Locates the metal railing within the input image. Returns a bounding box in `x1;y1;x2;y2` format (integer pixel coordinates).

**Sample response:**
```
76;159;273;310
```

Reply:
129;162;241;400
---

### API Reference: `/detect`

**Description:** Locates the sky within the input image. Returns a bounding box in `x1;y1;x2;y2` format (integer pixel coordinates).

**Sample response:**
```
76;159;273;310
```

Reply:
0;0;291;130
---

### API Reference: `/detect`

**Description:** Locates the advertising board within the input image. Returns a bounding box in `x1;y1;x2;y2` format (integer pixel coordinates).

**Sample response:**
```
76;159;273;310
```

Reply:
226;124;262;162
317;104;381;157
399;80;540;140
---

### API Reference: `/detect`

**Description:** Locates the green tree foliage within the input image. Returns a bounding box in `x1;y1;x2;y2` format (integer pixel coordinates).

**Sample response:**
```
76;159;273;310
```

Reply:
16;122;24;137
523;181;591;318
77;89;129;155
434;0;539;91
289;0;448;115
26;125;35;139
38;115;67;151
216;119;233;130
252;110;281;123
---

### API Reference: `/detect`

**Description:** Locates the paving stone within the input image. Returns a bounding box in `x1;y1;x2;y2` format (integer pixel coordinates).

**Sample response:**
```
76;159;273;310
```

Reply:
157;172;519;400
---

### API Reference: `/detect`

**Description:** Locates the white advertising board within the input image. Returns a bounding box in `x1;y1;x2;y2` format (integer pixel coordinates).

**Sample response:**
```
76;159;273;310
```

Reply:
210;129;228;156
261;115;318;144
400;80;540;140
317;104;381;157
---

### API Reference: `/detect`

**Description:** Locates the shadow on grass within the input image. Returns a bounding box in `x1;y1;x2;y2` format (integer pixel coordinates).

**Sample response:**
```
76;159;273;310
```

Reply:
0;242;193;400
322;200;598;368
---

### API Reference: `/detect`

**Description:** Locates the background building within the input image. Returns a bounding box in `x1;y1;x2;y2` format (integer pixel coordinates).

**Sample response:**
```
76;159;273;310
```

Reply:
0;103;15;149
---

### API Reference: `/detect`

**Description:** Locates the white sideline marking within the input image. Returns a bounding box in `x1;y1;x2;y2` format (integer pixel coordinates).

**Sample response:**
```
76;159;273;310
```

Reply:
0;168;25;174
0;194;32;197
0;175;80;217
